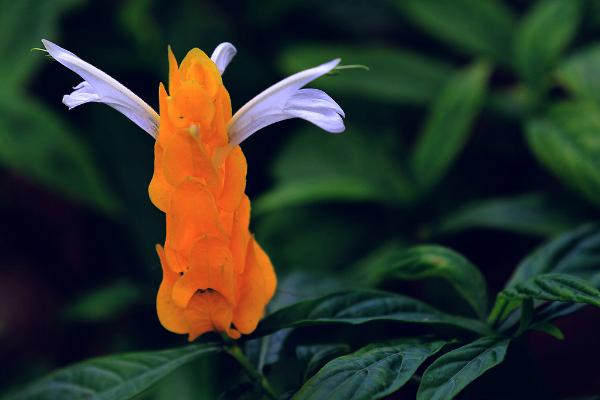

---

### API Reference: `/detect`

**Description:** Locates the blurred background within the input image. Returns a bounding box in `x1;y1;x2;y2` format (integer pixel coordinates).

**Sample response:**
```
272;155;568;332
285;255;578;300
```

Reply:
2;0;600;398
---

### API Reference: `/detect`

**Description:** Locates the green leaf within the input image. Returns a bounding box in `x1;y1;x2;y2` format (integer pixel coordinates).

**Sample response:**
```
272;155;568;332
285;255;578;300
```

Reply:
436;193;581;237
63;281;143;323
526;102;600;206
0;95;119;213
410;62;489;192
253;290;492;338
530;321;565;340
557;44;600;106
279;45;452;105
489;224;600;324
514;0;582;91
255;128;414;214
296;344;352;381
295;340;447;400
0;0;81;91
515;299;534;337
534;302;585;327
392;0;515;62
361;245;488;319
6;344;220;400
417;336;510;400
491;273;600;327
506;223;600;287
504;273;600;307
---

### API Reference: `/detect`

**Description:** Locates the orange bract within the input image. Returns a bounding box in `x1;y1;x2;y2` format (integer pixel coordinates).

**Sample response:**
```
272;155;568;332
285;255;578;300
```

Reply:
151;47;277;340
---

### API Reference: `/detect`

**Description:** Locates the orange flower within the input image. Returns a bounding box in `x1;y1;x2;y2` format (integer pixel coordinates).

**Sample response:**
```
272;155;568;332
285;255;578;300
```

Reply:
43;39;345;340
150;48;276;340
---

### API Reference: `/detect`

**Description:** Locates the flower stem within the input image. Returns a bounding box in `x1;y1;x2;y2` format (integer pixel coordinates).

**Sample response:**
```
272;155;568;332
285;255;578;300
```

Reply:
227;345;277;399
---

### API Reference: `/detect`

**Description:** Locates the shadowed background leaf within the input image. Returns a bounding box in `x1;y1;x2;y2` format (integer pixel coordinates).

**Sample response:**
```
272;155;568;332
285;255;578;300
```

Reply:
526;102;600;206
514;0;582;92
0;96;119;213
2;0;600;398
0;0;83;91
279;45;453;105
391;0;515;63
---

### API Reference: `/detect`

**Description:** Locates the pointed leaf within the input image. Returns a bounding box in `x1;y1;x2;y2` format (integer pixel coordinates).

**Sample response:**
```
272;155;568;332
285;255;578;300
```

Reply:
491;273;600;326
526;103;600;206
507;223;600;287
253;290;492;338
489;224;600;324
417;336;510;400
6;344;220;400
295;340;447;400
362;245;488;318
392;0;515;62
410;62;489;192
504;273;600;307
557;44;600;106
514;0;582;91
530;321;565;340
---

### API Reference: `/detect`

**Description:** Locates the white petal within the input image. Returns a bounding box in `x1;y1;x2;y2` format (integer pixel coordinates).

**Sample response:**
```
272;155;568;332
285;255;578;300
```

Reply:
288;88;345;116
42;39;159;138
210;42;237;75
228;59;345;146
63;82;100;109
284;89;345;132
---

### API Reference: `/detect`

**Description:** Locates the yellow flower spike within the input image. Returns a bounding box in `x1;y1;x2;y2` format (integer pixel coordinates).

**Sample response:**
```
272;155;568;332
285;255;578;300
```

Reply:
43;38;345;340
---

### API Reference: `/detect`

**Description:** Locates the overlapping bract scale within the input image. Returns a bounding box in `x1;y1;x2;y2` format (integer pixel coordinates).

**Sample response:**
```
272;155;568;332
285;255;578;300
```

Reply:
151;48;276;340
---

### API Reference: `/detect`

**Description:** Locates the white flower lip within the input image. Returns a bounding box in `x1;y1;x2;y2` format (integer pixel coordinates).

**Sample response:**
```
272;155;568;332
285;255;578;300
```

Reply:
42;39;160;138
210;42;237;75
227;58;345;146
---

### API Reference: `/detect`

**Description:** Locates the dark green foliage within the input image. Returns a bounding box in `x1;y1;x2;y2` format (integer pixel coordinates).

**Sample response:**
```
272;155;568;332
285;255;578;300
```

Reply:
279;45;453;105
526;103;600;206
410;62;489;192
5;345;220;400
506;223;600;287
0;95;119;213
296;344;352;381
417;336;510;400
436;193;583;237
558;44;600;106
392;0;516;62
514;0;582;91
0;0;81;90
505;273;600;307
295;340;446;400
358;245;488;318
4;0;600;399
253;290;491;337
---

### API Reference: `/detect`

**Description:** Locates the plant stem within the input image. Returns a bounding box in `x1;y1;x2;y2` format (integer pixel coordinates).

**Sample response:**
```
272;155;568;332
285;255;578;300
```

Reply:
227;345;277;400
257;335;270;374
